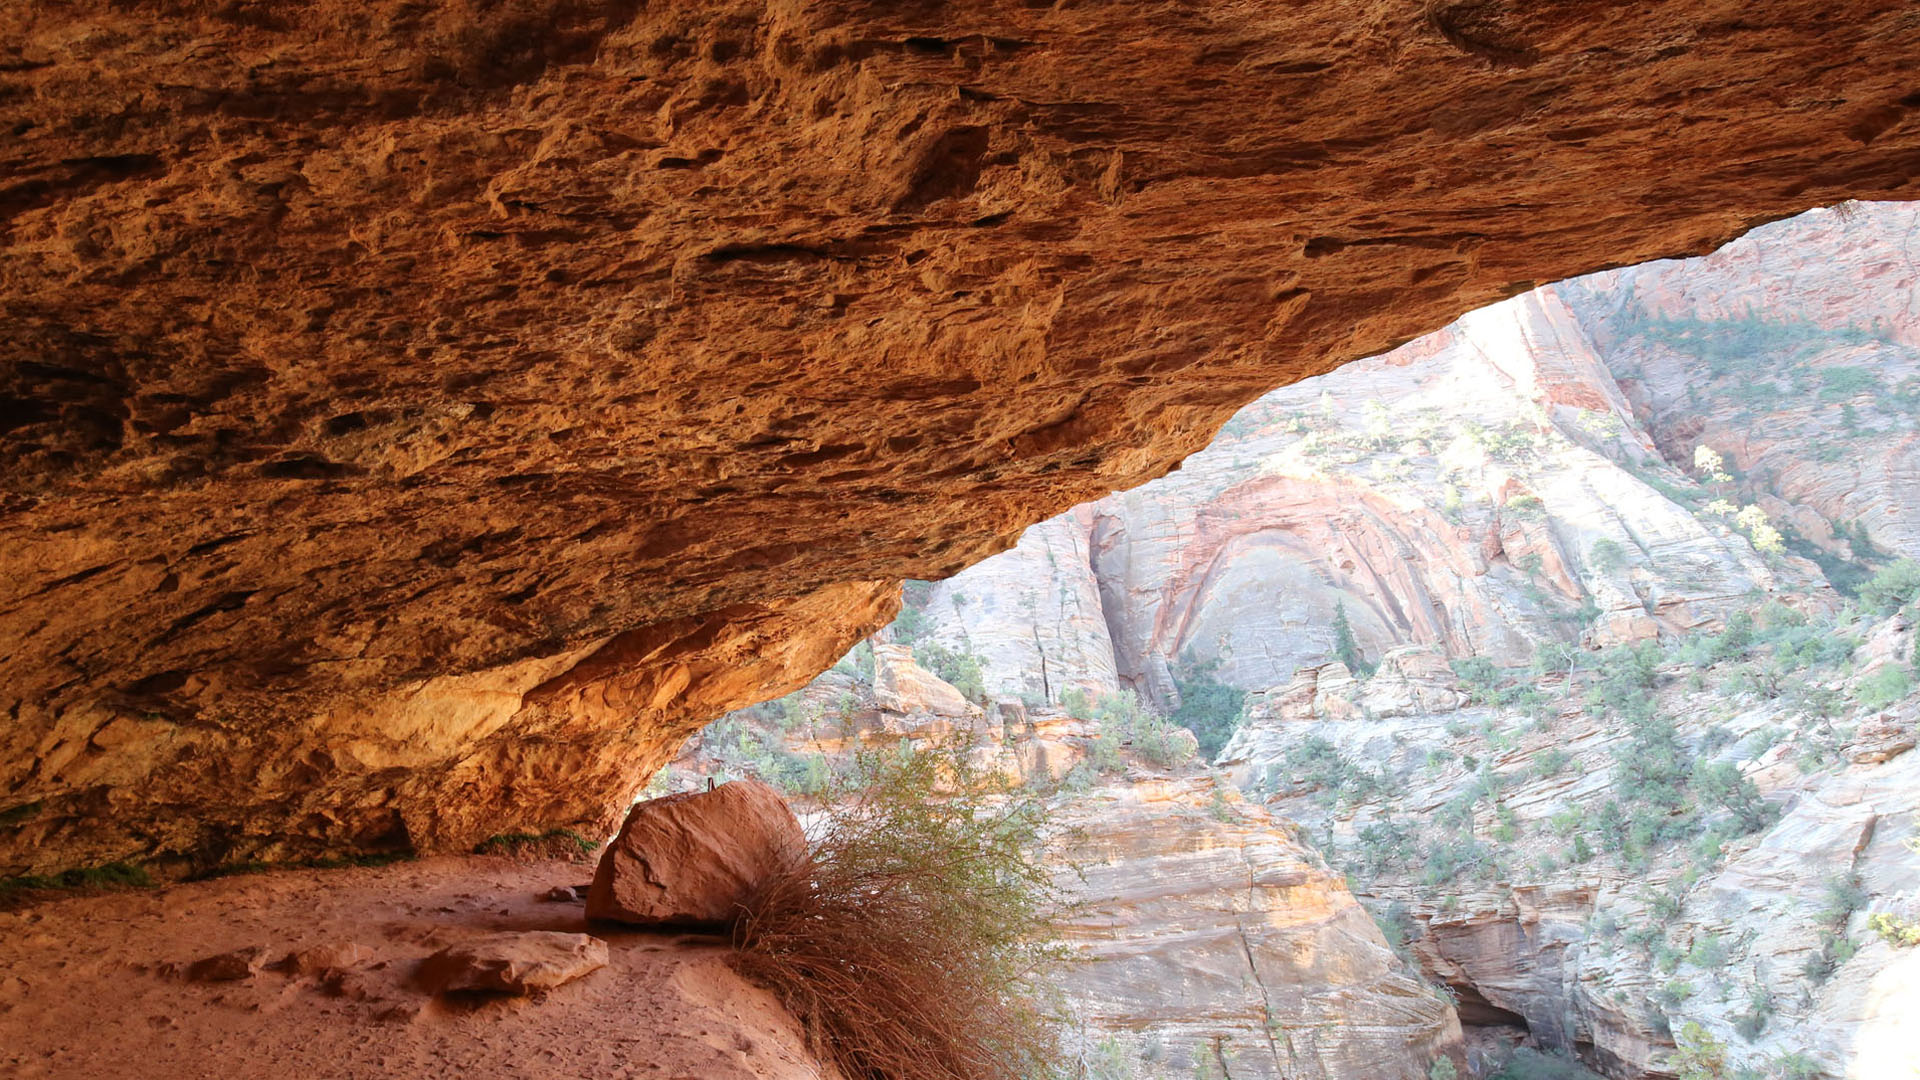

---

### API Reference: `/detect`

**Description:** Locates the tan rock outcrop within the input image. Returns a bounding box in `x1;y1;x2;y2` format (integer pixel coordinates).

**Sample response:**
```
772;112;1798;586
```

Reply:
4;2;1920;868
587;779;805;930
870;643;976;718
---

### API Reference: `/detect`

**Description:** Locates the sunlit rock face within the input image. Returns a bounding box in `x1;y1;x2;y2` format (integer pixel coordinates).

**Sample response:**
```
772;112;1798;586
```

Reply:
1056;776;1462;1080
1562;208;1920;562
3;1;1920;868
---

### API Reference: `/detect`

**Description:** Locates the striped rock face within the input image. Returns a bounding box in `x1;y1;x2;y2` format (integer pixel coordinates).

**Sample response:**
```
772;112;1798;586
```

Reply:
3;1;1919;871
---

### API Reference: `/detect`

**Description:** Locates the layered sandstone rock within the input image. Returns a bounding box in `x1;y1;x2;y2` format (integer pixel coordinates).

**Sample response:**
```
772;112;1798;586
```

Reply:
4;2;1920;869
587;778;804;930
870;642;976;717
1055;776;1462;1080
922;508;1122;705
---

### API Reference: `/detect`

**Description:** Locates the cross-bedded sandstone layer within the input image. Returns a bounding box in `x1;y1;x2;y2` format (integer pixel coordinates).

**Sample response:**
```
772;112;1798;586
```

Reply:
3;1;1919;871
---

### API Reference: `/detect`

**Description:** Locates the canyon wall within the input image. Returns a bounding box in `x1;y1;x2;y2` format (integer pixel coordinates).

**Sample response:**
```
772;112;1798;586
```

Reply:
6;1;1920;871
917;205;1920;709
789;202;1920;1078
1217;630;1920;1080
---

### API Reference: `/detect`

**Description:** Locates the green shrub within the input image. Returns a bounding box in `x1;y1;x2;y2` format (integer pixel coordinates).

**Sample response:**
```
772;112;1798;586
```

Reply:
1670;1022;1727;1080
1332;601;1374;677
1356;817;1417;876
1819;872;1868;924
1488;1047;1604;1080
1769;1052;1824;1080
1868;911;1920;947
1695;761;1776;834
1655;978;1696;1009
732;737;1067;1080
1532;747;1572;779
1820;365;1882;400
1093;692;1194;770
1858;559;1920;615
1856;665;1911;711
1612;713;1692;819
1168;656;1247;759
1589;538;1628;573
918;642;987;703
1058;687;1093;718
1732;985;1773;1041
1686;931;1730;970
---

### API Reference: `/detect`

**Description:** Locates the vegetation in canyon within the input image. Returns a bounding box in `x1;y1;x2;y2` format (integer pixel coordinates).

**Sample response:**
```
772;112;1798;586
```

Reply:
730;736;1071;1080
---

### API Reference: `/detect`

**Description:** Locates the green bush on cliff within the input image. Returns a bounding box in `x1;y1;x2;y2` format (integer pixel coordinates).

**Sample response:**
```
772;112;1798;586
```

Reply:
918;641;987;703
1858;558;1920;615
1668;1022;1728;1080
1168;655;1246;760
1868;911;1920;947
1694;761;1775;835
1331;601;1374;677
1488;1048;1604;1080
1856;664;1911;710
1082;691;1194;772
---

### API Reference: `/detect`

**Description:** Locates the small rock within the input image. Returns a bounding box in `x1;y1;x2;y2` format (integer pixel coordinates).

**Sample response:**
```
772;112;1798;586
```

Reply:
415;931;608;995
185;945;269;983
278;942;376;977
1848;714;1915;764
586;778;806;931
542;885;582;902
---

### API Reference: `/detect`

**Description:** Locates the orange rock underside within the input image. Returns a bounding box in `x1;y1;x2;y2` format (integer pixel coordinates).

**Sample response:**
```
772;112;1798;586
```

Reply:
2;1;1919;870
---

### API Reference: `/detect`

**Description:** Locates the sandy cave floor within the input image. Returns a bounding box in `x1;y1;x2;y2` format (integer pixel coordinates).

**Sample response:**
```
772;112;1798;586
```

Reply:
0;856;833;1080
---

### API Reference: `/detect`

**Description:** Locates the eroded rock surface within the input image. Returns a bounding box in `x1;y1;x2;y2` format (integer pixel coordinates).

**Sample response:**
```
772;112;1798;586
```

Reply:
3;2;1919;869
416;930;610;995
1219;642;1920;1080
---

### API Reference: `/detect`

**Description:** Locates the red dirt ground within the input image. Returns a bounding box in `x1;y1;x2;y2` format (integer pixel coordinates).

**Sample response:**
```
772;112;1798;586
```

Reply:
0;855;834;1080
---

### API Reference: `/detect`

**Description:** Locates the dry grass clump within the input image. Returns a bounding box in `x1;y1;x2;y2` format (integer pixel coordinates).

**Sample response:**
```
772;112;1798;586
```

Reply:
731;738;1069;1080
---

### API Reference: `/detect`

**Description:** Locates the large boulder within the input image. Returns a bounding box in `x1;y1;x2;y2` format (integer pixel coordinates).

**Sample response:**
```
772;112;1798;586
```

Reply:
586;779;806;930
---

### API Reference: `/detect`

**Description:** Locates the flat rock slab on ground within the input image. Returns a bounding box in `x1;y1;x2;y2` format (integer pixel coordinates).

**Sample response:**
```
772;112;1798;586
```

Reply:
417;931;609;995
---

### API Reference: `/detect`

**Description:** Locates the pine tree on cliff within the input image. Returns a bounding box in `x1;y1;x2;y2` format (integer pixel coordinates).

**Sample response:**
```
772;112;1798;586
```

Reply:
1331;601;1372;677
